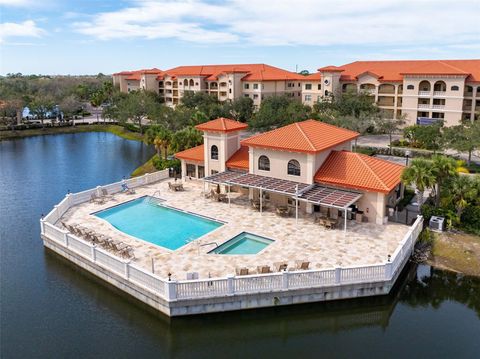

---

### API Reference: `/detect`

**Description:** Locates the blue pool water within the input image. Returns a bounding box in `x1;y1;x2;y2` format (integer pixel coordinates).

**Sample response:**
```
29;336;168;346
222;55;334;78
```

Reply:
95;197;222;250
210;232;274;255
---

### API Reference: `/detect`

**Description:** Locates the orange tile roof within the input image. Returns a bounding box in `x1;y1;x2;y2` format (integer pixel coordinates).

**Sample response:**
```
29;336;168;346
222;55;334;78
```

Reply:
334;59;480;82
241;120;359;154
195;118;248;133
318;65;344;72
174;144;204;162
163;64;305;82
226;146;249;170
314;151;405;193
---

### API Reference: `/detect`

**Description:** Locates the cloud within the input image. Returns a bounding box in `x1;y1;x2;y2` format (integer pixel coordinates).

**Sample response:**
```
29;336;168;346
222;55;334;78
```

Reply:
73;0;480;49
0;20;45;43
0;0;33;6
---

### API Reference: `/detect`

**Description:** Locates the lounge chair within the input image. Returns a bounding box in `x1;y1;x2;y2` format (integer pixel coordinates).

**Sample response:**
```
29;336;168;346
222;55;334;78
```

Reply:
235;267;249;276
274;262;288;272
111;240;128;253
119;245;135;259
295;260;310;270
257;265;272;274
90;193;104;204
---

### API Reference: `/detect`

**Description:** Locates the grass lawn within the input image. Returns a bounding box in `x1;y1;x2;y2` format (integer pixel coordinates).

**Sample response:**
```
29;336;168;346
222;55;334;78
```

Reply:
0;124;144;142
131;155;158;177
429;231;480;277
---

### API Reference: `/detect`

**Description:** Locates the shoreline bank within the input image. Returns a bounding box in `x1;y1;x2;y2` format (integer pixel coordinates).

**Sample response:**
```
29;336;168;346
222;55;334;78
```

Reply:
0;124;144;142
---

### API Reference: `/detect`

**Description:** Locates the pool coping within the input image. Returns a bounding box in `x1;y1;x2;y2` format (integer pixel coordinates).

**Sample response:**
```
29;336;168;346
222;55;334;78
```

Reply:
208;231;275;255
91;195;227;252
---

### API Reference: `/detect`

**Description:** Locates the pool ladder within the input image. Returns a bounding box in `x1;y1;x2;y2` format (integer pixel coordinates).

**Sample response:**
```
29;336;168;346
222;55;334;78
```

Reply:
147;191;164;205
198;242;219;255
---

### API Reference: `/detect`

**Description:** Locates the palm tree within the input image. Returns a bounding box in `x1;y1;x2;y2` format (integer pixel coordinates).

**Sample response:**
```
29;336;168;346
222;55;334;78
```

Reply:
171;126;203;152
431;155;458;208
448;175;478;218
144;125;172;160
401;158;436;207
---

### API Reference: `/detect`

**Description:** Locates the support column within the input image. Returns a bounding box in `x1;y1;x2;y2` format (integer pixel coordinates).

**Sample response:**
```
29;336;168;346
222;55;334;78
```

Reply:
260;188;263;214
344;208;347;233
295;185;299;225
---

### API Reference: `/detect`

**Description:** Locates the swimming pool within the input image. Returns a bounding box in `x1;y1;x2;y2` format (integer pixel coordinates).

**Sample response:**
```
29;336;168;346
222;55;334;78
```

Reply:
210;232;274;255
95;197;223;250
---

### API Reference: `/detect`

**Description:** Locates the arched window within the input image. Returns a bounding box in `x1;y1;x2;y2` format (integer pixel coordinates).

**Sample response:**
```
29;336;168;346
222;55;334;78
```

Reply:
211;145;218;160
189;79;195;87
258;155;270;171
183;79;188;86
407;84;414;90
287;160;301;176
451;85;459;91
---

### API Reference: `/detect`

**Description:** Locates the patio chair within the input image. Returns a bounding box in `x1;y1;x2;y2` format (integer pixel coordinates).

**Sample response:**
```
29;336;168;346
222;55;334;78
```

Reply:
276;205;290;217
204;189;215;199
257;265;272;274
90;193;104;204
235;267;249;276
274;262;288;272
295;260;310;270
111;240;128;253
101;188;114;201
100;236;114;250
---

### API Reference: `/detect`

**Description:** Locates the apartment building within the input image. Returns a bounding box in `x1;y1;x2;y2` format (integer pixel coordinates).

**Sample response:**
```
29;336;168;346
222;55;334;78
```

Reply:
113;59;480;126
113;64;304;108
303;60;480;126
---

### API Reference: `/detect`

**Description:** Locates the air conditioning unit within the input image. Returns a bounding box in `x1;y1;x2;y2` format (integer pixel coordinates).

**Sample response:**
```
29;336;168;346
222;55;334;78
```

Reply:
429;216;445;232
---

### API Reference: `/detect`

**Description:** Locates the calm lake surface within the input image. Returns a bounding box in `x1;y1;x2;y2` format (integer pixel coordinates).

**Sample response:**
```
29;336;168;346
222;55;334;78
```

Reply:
1;132;479;358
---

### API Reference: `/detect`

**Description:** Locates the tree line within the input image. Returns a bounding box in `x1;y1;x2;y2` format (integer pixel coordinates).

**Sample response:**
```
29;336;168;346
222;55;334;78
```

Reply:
0;73;111;127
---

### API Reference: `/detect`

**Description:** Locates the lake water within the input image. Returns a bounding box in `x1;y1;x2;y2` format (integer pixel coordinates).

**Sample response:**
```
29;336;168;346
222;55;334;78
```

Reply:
1;132;479;358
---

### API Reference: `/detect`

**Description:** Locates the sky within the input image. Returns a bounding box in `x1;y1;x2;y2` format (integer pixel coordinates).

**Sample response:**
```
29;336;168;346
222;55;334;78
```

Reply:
1;0;479;75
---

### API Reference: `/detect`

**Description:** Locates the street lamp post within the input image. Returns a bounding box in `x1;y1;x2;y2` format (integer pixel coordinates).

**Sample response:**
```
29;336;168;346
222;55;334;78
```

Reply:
405;150;411;166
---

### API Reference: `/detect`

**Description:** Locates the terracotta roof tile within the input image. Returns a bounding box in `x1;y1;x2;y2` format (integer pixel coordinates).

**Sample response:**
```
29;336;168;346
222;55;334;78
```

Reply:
314;151;405;193
174;144;204;162
226;146;249;170
195;118;248;133
241;120;359;154
336;59;480;82
162;64;304;81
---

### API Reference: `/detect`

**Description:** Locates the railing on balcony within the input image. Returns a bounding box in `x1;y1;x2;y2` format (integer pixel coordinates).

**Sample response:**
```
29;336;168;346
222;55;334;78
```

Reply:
417;117;443;125
418;103;430;109
433;91;446;97
432;104;445;110
418;91;431;96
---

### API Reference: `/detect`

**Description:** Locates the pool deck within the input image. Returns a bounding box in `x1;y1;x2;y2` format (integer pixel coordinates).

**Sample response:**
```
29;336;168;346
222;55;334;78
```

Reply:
59;179;410;281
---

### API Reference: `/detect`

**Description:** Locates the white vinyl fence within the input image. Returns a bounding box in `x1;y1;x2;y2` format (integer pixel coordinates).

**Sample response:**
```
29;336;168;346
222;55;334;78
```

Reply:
41;170;424;302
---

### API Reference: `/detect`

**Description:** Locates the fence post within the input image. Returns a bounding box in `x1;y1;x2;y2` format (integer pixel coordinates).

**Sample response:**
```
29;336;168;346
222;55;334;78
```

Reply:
282;271;289;290
64;231;68;246
385;262;392;280
40;218;45;235
335;267;341;284
227;275;234;295
145;173;150;185
166;280;177;301
124;261;130;279
91;244;96;262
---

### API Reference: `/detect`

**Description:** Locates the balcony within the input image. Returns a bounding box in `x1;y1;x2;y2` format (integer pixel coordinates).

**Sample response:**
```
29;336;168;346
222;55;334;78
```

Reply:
418;91;431;97
433;91;446;97
432;104;445;110
418;103;430;109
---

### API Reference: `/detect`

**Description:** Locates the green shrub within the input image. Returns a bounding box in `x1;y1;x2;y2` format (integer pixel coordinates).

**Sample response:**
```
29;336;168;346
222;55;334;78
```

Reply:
461;205;480;234
152;156;180;172
421;203;458;229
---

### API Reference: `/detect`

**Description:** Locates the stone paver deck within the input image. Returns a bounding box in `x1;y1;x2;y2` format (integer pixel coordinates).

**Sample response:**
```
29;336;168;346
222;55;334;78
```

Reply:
60;179;410;280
